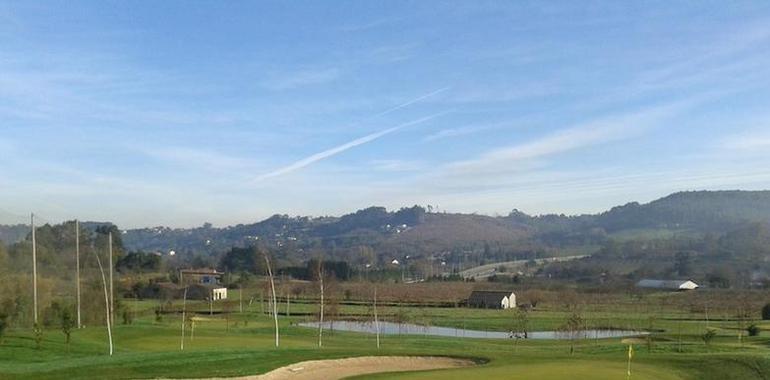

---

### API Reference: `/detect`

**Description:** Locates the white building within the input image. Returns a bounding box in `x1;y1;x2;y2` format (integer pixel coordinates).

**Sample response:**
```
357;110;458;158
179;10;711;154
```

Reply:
467;290;517;309
636;279;699;291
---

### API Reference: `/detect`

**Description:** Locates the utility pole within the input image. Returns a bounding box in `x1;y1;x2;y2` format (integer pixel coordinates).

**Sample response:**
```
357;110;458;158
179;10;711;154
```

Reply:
31;213;38;325
109;232;114;326
75;220;81;328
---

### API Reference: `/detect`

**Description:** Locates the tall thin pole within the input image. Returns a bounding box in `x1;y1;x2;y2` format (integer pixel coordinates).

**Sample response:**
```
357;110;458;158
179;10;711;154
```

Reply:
94;249;113;356
264;252;279;348
180;286;188;351
318;260;324;348
108;232;114;326
31;213;38;325
374;286;380;349
75;220;81;328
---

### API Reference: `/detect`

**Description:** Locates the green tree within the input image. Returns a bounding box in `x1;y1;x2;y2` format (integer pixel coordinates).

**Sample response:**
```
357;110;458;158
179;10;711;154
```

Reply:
33;322;43;349
61;308;74;353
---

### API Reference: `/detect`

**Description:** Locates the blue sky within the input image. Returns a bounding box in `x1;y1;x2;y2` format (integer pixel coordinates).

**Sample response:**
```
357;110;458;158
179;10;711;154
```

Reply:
2;1;770;228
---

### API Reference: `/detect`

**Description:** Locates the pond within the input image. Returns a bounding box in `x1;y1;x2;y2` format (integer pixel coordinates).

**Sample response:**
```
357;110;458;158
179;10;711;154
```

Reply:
299;321;646;340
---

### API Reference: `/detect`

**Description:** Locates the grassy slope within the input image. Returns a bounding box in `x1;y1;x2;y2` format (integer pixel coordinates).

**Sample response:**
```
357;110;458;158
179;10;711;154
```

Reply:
1;295;770;380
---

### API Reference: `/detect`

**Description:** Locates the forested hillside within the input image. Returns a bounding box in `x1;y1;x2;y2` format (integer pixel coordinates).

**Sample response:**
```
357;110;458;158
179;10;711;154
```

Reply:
3;191;770;283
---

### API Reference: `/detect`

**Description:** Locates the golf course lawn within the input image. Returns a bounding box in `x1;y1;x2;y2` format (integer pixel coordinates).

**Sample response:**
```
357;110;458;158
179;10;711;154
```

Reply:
2;297;770;379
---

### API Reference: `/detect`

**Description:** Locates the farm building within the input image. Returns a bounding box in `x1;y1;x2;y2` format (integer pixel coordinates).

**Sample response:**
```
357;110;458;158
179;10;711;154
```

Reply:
467;290;516;309
179;268;228;300
186;284;228;301
179;268;224;285
636;279;699;291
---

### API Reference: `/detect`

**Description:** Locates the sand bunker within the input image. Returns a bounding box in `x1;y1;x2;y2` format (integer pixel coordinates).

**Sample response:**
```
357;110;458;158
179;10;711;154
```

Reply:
200;356;475;380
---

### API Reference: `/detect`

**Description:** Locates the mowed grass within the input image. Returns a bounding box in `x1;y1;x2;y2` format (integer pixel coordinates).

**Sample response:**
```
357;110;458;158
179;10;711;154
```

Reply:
1;295;770;380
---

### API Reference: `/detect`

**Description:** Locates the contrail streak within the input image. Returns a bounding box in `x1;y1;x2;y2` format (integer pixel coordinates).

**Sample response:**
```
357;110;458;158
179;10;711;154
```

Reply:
253;112;448;182
369;86;450;119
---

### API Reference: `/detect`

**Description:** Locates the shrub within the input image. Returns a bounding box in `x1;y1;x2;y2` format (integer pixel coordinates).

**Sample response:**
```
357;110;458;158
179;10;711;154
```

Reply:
702;328;717;346
747;324;761;337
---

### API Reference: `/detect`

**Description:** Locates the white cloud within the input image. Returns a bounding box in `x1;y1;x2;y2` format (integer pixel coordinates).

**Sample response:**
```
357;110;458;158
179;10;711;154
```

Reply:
445;102;681;177
721;131;770;151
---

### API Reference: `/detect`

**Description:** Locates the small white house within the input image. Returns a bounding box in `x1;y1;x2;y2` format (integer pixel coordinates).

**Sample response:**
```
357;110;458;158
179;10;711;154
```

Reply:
211;287;227;300
467;291;517;309
636;279;699;291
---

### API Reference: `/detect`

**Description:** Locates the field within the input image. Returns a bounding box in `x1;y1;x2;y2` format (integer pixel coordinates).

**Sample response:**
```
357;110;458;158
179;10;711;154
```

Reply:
1;287;770;379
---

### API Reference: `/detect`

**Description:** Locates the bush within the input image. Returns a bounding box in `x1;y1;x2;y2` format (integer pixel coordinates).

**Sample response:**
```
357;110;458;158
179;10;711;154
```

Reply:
762;303;770;320
702;328;717;346
747;324;761;337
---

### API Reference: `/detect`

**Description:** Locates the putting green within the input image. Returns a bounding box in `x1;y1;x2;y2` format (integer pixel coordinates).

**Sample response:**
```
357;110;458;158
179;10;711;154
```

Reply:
360;359;684;380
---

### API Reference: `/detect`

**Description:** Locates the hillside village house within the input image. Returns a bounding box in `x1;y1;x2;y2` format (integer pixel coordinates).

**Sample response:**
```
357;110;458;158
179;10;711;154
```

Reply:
467;290;517;309
636;279;699;291
179;268;228;300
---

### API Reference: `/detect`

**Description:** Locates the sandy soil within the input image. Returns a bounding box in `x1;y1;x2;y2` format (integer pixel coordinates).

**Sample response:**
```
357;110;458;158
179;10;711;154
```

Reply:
198;356;475;380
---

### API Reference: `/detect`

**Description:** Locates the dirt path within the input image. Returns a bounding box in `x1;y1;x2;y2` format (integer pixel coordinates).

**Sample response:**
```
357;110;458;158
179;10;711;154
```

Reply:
199;356;475;380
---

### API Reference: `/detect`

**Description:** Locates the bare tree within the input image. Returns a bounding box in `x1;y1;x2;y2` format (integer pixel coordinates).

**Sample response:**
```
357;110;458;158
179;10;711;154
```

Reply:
263;250;279;348
511;308;530;350
561;311;584;355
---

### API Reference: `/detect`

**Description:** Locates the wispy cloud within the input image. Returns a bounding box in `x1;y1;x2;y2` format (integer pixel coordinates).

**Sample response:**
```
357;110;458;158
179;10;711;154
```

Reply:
140;146;257;172
261;67;341;90
721;131;770;151
252;112;448;182
369;159;425;172
444;101;688;177
422;121;512;142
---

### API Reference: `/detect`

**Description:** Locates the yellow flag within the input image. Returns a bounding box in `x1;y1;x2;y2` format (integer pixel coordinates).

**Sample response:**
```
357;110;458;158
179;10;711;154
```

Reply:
628;344;634;359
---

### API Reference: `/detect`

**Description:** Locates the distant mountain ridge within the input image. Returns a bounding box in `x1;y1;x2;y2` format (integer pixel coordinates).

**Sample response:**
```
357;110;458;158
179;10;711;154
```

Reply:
2;191;770;258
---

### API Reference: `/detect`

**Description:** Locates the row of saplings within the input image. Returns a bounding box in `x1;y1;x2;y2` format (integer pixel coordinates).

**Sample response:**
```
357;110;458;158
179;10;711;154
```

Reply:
0;301;76;351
